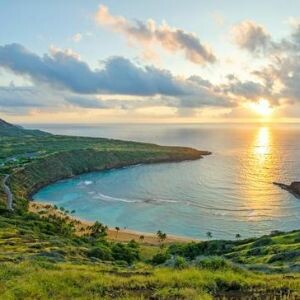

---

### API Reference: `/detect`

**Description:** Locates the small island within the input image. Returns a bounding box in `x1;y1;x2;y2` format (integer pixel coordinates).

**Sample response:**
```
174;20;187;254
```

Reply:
273;181;300;198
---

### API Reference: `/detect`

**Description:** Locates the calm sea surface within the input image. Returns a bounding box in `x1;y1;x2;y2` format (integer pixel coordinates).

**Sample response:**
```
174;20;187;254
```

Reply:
30;123;300;239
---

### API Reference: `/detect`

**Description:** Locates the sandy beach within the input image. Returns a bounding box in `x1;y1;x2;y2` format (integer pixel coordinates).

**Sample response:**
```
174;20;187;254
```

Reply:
29;201;195;245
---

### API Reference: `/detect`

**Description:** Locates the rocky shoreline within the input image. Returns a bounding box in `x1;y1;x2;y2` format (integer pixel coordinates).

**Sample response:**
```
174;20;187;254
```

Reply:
273;181;300;198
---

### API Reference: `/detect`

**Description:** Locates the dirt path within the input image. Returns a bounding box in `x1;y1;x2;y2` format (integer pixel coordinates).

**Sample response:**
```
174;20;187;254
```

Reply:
2;174;13;210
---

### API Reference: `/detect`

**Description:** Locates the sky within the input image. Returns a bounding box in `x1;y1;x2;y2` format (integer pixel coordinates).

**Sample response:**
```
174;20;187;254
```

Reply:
1;0;300;123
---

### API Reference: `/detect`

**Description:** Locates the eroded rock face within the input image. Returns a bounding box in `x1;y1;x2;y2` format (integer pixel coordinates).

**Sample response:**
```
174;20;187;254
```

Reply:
273;181;300;198
290;182;300;195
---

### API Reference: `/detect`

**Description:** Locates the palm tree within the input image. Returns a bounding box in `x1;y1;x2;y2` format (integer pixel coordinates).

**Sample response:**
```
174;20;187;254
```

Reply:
157;230;167;247
206;231;212;239
115;226;120;238
235;233;241;240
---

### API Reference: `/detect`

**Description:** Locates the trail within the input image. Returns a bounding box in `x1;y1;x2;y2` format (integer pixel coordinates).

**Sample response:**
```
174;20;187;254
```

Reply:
1;174;13;210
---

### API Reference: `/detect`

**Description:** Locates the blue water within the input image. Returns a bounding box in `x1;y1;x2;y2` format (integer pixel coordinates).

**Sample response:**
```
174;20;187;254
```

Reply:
31;123;300;239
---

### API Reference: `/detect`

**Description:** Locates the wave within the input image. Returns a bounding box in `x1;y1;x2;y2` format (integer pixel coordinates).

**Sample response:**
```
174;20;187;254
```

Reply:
92;191;271;215
95;192;140;203
94;192;178;204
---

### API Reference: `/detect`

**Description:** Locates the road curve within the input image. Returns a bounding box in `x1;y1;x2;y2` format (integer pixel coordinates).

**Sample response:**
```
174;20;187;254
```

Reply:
1;174;13;210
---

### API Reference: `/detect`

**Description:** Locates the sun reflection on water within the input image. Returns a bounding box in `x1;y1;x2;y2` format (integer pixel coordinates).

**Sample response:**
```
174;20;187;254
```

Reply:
241;126;281;221
254;127;270;160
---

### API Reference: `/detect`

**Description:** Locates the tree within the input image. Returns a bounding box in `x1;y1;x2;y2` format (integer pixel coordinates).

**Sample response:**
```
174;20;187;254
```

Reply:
235;233;241;240
115;226;120;239
89;221;108;238
157;230;167;247
206;231;212;239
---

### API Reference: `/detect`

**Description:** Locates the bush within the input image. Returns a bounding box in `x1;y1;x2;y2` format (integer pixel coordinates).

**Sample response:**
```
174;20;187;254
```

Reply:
196;256;231;270
151;252;171;265
268;250;300;263
174;256;187;269
111;242;140;264
251;237;273;247
87;245;112;261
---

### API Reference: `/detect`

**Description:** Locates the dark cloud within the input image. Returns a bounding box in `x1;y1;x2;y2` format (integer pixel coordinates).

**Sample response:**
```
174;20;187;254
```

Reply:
0;43;190;96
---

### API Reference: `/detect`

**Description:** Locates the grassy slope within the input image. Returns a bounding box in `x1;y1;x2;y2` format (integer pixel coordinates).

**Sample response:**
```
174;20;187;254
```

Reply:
0;118;48;138
0;123;299;299
167;231;300;273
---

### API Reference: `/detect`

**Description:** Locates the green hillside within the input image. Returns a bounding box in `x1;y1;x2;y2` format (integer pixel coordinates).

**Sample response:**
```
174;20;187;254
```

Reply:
0;119;48;137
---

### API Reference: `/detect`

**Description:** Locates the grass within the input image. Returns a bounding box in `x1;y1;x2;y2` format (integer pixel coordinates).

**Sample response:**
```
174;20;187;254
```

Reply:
0;209;299;299
0;260;299;299
167;231;300;273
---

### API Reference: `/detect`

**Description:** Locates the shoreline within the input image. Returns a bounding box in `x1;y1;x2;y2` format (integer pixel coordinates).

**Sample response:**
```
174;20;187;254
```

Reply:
27;156;210;200
29;201;197;245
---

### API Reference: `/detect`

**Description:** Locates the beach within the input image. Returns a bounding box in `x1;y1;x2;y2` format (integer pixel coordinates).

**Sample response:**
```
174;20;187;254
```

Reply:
29;201;195;245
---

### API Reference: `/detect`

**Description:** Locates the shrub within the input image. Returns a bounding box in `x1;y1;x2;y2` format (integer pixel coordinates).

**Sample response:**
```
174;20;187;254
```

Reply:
87;245;112;261
268;250;300;263
151;252;171;265
196;256;231;270
251;237;273;247
174;256;187;269
111;242;140;264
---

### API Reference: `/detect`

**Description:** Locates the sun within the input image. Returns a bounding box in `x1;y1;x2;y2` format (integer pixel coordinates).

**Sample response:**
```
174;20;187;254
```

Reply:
249;99;273;116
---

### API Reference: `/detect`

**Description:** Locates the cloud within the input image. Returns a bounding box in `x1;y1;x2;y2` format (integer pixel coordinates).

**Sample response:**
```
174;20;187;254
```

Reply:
222;78;271;101
72;33;82;42
0;85;46;107
229;20;300;105
65;96;108;108
231;20;271;53
95;5;216;65
0;43;190;96
211;12;225;27
0;43;236;112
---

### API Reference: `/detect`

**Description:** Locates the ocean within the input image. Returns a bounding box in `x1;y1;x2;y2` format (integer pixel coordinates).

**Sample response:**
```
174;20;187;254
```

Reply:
30;123;300;239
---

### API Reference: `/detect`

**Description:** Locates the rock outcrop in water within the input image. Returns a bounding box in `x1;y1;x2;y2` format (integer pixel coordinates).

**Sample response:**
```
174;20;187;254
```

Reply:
273;181;300;198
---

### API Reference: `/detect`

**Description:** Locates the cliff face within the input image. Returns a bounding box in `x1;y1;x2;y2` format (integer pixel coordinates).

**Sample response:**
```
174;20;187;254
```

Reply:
10;147;208;208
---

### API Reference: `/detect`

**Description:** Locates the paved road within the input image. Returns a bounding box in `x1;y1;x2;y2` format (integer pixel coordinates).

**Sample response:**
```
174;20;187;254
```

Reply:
1;174;13;210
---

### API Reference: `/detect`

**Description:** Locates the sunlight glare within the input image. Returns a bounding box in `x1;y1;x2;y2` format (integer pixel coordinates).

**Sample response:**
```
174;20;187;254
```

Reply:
249;99;273;117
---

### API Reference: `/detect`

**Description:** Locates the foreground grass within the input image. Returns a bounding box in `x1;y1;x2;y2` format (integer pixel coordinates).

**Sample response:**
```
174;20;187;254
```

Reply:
0;209;299;299
0;260;299;299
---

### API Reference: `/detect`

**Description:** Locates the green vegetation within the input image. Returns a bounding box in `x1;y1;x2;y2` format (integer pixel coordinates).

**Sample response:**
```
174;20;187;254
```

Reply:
166;230;300;273
0;119;299;299
0;118;48;138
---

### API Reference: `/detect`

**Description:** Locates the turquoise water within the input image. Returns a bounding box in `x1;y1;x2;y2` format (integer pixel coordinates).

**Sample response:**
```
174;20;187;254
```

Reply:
32;124;300;239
